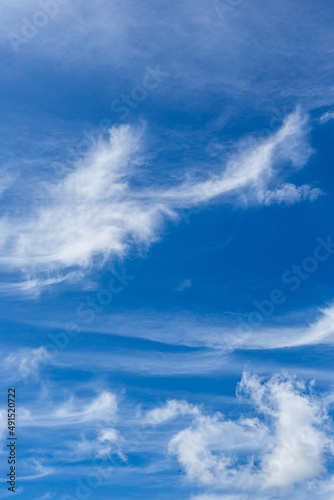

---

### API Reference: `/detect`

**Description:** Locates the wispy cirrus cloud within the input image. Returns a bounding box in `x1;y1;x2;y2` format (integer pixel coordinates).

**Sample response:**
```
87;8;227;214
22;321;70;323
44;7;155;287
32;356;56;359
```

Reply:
20;391;118;428
2;0;334;115
0;110;320;293
53;391;118;425
319;110;334;124
19;460;56;481
40;299;334;352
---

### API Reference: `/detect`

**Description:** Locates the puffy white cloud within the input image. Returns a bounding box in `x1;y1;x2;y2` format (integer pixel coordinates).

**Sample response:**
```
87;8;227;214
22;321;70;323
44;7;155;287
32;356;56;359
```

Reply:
257;183;323;206
96;428;126;460
145;400;200;425
0;111;319;293
238;373;332;489
69;427;125;462
167;373;334;494
168;412;267;488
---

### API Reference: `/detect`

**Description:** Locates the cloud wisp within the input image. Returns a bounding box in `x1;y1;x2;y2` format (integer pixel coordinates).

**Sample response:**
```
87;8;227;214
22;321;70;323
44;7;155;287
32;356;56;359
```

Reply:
0;110;319;293
19;391;118;428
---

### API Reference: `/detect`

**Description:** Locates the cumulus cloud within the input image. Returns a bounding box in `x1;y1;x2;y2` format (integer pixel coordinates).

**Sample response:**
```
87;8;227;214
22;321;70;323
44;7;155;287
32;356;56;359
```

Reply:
238;373;331;489
166;373;334;495
257;183;323;206
0;110;319;293
145;400;200;425
96;428;126;461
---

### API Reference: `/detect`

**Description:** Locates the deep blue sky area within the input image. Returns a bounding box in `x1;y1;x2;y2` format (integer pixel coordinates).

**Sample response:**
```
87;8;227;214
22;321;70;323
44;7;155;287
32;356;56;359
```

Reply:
1;1;334;499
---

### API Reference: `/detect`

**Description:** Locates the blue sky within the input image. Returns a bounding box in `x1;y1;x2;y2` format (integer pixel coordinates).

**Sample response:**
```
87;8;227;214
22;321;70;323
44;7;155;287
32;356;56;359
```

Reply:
1;1;334;499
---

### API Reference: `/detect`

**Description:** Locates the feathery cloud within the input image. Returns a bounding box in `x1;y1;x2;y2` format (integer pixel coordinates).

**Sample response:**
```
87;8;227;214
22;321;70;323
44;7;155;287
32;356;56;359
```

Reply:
319;110;334;124
0;110;319;293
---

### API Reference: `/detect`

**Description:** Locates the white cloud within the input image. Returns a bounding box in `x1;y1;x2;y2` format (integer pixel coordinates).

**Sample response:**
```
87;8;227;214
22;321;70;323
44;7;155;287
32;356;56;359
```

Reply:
69;427;126;462
19;459;56;481
0;111;319;293
21;391;118;428
0;271;84;298
167;373;334;494
319;110;334;124
2;347;51;380
238;373;332;489
145;400;200;425
168;412;267;488
236;302;334;351
97;428;126;461
54;300;334;353
296;304;334;346
158;109;313;207
54;391;118;425
257;183;323;206
0;125;155;271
